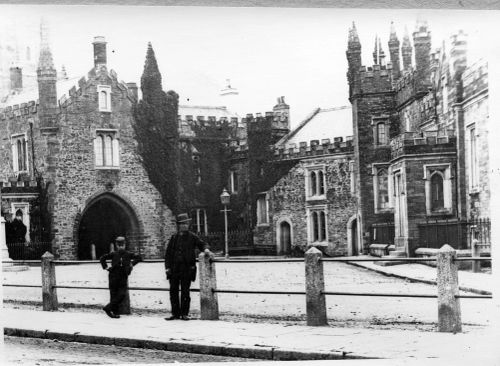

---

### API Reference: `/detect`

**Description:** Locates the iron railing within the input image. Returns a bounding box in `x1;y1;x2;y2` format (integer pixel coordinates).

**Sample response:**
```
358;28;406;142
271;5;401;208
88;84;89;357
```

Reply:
6;241;52;260
418;218;490;251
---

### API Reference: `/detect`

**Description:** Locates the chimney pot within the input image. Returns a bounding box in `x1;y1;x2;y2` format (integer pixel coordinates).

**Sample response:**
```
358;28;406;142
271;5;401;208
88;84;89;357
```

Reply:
93;36;107;68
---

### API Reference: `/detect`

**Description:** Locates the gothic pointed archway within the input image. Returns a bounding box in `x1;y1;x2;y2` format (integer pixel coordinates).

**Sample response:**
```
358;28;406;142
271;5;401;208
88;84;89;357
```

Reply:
76;192;141;259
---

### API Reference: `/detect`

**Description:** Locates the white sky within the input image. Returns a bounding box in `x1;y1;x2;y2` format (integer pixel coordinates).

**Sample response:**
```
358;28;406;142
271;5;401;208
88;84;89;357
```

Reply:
0;6;497;128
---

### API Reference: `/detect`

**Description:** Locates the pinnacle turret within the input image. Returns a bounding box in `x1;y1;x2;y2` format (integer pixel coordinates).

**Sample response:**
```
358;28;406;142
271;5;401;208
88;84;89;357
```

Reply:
402;26;412;70
388;21;401;79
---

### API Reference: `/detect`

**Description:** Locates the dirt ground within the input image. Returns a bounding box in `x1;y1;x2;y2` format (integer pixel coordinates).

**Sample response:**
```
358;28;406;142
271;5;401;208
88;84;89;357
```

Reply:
2;261;493;329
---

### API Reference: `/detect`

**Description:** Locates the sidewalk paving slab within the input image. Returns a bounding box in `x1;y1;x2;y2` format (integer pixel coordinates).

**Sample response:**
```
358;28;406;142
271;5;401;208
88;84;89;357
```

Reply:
2;308;498;362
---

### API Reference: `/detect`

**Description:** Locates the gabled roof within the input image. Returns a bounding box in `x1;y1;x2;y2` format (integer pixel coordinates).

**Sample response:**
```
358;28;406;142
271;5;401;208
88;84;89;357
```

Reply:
276;106;352;147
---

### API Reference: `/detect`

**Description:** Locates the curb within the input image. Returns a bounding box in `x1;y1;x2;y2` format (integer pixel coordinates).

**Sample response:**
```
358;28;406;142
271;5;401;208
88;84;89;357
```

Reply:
4;327;372;361
346;261;492;295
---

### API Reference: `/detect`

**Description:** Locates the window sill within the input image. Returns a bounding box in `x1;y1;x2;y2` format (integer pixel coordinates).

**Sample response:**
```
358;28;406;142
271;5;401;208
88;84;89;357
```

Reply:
257;223;270;228
95;166;120;170
375;207;394;214
310;242;329;247
427;209;453;216
306;195;327;201
99;110;112;113
469;188;481;195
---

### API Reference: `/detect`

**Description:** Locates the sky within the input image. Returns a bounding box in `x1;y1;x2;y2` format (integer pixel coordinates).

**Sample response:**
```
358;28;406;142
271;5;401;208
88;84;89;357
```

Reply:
0;6;497;128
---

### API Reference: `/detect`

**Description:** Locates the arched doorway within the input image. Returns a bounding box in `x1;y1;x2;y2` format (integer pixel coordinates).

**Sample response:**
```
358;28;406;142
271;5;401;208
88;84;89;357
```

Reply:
277;220;292;255
77;193;140;260
347;215;359;256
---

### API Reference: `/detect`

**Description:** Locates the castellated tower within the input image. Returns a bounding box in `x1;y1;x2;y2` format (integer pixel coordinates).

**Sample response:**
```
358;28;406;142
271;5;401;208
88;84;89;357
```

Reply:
346;22;397;253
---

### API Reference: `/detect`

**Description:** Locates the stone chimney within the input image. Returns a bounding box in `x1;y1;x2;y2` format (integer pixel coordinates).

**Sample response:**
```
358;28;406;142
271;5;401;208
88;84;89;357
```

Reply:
10;66;22;92
413;20;432;90
450;30;467;79
92;36;107;69
126;82;138;101
272;96;290;132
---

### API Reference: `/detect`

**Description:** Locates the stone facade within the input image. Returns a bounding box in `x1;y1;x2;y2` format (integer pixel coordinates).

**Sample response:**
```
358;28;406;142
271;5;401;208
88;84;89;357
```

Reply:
347;21;489;256
0;35;176;259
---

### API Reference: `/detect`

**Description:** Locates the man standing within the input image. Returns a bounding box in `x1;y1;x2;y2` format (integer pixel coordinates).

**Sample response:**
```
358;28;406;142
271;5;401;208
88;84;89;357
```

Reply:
11;210;27;243
100;236;142;319
165;213;209;321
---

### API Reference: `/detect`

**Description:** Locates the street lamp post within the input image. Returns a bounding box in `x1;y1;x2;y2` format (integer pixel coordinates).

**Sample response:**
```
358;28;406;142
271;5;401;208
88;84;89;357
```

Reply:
220;188;231;259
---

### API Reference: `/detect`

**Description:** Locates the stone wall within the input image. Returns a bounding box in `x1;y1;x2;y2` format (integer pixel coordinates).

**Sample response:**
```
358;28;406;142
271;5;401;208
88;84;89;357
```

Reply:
48;67;175;259
254;154;356;256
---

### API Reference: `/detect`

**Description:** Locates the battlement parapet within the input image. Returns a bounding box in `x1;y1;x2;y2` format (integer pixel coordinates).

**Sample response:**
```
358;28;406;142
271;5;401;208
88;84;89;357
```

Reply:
0;100;38;120
354;64;393;94
272;136;354;161
0;179;38;188
391;130;456;159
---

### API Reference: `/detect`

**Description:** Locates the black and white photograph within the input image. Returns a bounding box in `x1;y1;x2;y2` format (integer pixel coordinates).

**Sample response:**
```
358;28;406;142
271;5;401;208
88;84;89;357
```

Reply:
0;1;499;365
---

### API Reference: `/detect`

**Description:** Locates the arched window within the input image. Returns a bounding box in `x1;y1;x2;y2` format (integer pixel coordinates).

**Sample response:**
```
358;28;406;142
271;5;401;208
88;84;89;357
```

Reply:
376;122;387;145
319;211;326;241
310;171;317;196
17;139;24;171
112;138;120;166
98;85;112;112
431;173;444;211
312;211;319;242
100;91;108;110
94;132;119;168
94;135;103;166
377;169;389;209
104;135;113;165
318;171;325;195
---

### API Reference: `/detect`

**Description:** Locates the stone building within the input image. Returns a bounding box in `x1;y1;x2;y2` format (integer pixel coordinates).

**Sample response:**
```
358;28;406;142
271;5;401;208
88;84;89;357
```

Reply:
346;21;489;256
0;33;176;259
1;19;489;259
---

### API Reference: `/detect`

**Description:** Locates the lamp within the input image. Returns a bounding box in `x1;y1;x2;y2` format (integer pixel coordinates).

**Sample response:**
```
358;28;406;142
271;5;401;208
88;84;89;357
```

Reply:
220;188;231;259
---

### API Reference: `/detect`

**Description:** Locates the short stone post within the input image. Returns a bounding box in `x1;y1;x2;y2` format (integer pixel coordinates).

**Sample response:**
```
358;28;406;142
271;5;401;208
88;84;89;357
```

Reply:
471;239;480;273
305;247;327;326
199;250;219;320
437;244;462;333
41;251;58;311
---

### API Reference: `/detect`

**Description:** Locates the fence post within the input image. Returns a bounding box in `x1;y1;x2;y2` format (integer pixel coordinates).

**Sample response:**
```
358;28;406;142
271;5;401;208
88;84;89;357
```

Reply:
471;239;480;273
199;250;219;320
41;251;58;311
305;247;327;326
437;244;462;333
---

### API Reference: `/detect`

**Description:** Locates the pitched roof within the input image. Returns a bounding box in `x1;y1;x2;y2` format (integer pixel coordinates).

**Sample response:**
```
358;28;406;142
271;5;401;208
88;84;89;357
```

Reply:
276;106;352;147
0;76;81;107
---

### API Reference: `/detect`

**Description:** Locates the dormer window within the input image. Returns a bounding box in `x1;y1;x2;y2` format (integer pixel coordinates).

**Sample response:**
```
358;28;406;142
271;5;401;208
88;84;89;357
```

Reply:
98;85;112;112
94;130;119;168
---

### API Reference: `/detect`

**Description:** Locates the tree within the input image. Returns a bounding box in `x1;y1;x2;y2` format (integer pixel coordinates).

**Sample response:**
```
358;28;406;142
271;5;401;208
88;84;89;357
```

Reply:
132;43;180;214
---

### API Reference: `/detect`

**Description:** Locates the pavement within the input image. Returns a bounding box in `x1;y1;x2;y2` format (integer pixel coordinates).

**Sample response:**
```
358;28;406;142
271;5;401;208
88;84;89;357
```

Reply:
2;308;499;363
2;257;499;363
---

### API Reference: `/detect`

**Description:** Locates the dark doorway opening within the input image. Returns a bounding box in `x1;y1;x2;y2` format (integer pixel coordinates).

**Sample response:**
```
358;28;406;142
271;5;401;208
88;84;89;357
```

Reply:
279;221;291;255
77;194;139;260
351;218;358;256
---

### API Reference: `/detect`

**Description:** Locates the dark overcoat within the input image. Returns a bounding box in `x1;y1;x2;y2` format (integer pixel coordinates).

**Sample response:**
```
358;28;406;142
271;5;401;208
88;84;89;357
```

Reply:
164;232;209;278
